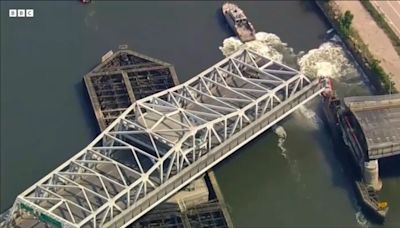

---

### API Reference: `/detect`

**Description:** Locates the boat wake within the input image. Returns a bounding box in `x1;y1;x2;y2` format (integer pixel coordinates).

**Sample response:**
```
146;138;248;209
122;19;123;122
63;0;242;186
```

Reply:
219;32;295;63
273;125;287;159
355;211;369;227
294;105;321;130
220;33;360;82
298;42;358;80
273;125;302;182
219;31;371;186
84;10;99;31
219;32;363;129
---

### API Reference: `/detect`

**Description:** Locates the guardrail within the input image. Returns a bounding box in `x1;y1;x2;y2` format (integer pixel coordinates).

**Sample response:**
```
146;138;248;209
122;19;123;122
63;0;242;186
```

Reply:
104;80;324;228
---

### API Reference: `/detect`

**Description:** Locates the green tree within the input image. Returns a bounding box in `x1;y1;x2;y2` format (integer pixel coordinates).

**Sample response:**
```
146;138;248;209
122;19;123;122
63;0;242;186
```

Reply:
339;10;354;37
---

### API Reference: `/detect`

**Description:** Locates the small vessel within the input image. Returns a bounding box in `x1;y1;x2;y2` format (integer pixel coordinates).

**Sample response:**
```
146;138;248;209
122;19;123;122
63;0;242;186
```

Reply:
355;181;388;222
320;78;388;222
81;0;91;4
222;2;256;42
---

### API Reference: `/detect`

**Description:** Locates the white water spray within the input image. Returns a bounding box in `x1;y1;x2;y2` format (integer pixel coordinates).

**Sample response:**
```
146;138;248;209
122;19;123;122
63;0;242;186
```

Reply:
219;32;290;63
298;42;358;80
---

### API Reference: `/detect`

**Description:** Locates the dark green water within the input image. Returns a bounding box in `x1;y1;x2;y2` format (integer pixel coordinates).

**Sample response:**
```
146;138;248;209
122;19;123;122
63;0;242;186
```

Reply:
1;1;399;227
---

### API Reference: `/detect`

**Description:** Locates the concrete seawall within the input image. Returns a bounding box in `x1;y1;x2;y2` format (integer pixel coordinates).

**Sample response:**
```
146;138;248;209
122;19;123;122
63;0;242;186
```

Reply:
314;1;380;94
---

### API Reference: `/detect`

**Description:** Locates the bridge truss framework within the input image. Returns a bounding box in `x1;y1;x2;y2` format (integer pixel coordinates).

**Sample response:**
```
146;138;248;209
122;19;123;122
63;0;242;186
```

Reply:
8;48;328;228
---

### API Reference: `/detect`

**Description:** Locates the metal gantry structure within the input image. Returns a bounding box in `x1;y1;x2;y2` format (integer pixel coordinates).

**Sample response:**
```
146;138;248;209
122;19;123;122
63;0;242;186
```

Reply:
7;48;328;228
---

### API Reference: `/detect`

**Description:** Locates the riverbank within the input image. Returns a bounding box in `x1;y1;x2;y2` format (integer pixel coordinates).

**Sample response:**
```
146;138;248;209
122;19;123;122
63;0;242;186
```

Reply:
315;0;399;94
362;1;400;56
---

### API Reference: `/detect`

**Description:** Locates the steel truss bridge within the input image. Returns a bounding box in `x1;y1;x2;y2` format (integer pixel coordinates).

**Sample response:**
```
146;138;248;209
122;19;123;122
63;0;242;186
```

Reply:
5;48;329;228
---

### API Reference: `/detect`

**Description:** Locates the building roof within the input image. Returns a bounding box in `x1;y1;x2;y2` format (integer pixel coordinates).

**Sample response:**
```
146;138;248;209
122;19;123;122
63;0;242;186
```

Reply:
344;94;400;159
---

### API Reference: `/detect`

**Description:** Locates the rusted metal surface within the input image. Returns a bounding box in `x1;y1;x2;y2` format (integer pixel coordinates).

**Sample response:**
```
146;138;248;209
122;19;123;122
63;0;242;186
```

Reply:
84;49;179;131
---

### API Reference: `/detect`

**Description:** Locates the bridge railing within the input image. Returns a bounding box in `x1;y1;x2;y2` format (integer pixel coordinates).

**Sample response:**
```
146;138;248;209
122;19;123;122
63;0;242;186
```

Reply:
104;79;325;228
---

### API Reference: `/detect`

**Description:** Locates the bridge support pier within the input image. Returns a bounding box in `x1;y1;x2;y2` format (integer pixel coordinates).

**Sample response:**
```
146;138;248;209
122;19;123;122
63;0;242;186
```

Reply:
363;160;382;191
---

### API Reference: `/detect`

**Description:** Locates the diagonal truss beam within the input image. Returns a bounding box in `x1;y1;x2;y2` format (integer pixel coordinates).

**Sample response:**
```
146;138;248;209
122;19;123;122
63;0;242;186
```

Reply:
11;48;329;228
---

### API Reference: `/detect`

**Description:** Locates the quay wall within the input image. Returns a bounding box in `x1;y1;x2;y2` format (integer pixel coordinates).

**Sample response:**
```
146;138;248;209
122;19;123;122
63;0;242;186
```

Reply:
314;1;394;95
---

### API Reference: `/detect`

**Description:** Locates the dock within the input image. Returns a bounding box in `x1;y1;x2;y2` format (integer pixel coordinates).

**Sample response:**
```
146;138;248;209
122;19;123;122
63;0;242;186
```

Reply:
84;47;179;131
325;93;400;221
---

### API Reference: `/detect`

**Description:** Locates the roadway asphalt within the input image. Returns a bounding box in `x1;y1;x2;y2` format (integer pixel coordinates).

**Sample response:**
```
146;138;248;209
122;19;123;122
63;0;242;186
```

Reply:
371;0;400;38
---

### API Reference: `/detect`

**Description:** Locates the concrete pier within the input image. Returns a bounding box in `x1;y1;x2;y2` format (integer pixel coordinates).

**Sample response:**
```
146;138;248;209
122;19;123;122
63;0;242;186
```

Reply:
364;160;382;191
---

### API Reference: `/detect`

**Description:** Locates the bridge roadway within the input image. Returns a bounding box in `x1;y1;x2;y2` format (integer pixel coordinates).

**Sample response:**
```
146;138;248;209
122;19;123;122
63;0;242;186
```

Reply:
3;48;328;228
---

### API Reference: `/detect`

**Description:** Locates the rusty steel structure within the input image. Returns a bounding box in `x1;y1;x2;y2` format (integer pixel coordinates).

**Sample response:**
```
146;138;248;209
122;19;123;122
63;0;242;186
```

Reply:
84;49;179;131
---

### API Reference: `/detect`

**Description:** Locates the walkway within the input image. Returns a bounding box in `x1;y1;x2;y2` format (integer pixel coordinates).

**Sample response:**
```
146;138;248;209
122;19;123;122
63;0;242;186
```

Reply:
334;1;400;91
371;0;400;38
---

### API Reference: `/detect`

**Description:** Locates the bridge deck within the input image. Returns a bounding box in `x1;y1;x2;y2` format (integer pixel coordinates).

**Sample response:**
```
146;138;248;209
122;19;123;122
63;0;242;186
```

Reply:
5;48;326;228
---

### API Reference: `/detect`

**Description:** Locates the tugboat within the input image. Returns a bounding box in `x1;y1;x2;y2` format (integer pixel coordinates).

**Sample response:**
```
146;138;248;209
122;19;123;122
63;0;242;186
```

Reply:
320;78;389;222
222;2;256;42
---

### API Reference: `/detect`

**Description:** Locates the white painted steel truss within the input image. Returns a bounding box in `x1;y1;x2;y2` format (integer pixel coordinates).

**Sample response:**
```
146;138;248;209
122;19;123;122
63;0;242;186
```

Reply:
11;49;328;228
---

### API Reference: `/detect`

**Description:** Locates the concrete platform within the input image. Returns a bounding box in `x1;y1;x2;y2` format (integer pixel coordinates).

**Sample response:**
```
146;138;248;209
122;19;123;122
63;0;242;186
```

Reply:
344;94;400;159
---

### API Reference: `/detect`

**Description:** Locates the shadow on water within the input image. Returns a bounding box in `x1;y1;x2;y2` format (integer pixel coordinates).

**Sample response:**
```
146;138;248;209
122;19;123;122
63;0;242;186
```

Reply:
299;1;331;40
74;81;101;138
215;9;235;38
299;0;320;13
380;155;400;178
213;116;291;171
313;104;362;211
313;103;400;225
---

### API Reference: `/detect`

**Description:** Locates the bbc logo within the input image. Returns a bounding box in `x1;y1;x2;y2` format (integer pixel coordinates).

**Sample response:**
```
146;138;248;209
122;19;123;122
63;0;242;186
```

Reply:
9;9;34;18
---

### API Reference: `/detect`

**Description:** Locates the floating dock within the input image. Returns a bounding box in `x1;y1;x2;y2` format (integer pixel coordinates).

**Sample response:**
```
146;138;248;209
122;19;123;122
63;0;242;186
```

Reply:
84;46;233;228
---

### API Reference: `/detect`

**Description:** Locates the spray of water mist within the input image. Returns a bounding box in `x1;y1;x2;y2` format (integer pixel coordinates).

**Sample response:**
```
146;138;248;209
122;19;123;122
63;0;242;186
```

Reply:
298;42;359;80
219;32;292;63
220;34;361;129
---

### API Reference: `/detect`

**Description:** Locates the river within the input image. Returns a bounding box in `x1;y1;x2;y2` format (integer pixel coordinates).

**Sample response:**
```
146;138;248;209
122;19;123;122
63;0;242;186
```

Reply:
1;1;399;227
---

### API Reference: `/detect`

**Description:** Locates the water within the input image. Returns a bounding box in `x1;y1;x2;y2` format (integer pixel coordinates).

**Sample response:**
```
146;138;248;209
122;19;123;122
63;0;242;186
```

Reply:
1;1;399;227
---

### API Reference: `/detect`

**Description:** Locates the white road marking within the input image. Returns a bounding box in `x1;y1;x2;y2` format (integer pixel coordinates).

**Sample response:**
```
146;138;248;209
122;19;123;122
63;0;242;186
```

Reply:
387;1;400;19
371;1;400;37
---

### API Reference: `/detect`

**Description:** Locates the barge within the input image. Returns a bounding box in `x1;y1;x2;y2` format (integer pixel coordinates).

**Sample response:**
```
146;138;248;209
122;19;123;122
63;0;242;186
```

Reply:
320;78;389;222
222;2;256;42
